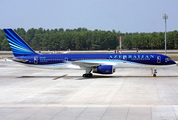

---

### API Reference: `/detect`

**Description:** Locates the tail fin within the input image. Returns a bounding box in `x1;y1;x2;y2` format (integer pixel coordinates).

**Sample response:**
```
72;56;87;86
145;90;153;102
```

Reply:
4;29;38;57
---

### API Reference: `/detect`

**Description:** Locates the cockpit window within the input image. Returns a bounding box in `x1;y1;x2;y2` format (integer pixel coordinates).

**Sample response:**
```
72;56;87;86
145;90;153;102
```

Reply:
165;58;171;62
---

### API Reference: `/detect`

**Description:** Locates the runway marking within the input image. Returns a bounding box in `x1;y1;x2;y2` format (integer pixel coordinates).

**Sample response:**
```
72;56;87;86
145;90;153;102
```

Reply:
53;74;67;80
1;104;178;108
170;75;178;77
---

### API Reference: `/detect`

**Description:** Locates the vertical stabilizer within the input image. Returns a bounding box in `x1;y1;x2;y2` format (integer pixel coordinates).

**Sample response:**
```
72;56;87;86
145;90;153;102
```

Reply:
4;29;37;57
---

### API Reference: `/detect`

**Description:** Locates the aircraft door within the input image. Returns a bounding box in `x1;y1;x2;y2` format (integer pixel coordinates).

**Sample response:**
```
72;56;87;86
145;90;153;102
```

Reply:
34;56;38;64
157;56;161;63
123;55;127;61
65;57;68;62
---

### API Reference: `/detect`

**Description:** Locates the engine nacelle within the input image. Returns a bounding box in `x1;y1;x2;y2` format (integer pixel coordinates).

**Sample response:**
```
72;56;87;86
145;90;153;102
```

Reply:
93;65;115;74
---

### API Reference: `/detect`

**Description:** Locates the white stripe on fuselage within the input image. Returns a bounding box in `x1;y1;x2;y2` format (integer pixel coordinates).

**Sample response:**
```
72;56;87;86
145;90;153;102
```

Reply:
76;60;176;68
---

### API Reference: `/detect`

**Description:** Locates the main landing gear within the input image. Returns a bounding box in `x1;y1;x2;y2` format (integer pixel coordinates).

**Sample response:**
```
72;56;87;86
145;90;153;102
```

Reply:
83;73;93;77
83;68;93;78
151;68;157;77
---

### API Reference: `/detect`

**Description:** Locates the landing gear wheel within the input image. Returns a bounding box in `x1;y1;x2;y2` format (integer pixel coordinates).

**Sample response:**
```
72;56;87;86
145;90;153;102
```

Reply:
82;73;93;78
153;74;156;77
89;73;93;77
153;68;157;77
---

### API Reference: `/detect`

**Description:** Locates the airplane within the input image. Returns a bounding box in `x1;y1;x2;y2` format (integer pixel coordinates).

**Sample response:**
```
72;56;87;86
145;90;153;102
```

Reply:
3;28;177;77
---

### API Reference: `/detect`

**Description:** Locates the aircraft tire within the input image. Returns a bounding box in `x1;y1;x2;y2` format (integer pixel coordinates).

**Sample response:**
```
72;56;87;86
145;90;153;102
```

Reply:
83;74;86;77
153;74;156;77
82;73;93;78
89;73;93;77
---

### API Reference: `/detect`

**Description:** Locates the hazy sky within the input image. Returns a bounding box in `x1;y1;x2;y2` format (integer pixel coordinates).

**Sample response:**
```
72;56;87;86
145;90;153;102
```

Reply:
0;0;178;33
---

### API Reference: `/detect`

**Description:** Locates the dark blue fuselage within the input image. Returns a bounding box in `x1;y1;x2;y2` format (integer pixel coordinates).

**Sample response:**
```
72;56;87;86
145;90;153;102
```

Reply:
12;53;176;66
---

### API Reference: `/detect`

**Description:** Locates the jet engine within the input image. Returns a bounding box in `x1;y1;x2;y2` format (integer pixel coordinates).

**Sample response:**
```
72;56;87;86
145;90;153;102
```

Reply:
93;65;115;74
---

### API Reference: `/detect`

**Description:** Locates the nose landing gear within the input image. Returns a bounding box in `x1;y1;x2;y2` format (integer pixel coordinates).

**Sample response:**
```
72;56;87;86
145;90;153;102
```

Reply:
151;68;157;77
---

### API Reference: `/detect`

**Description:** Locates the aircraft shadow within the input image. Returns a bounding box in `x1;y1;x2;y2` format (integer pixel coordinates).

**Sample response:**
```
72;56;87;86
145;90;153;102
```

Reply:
64;75;178;80
18;74;178;80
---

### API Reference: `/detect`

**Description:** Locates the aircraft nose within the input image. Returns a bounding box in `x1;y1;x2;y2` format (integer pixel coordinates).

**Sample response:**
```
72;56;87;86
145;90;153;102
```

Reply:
171;60;177;65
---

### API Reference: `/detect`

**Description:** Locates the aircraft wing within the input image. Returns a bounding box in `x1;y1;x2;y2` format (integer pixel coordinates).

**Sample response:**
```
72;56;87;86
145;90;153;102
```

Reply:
71;61;101;68
71;60;119;68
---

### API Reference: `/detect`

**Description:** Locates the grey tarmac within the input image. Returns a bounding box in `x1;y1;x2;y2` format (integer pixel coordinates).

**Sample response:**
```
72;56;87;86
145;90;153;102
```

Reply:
0;60;178;120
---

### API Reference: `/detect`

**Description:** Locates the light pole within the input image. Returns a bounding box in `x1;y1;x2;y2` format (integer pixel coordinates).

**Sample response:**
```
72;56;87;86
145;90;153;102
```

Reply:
163;13;168;55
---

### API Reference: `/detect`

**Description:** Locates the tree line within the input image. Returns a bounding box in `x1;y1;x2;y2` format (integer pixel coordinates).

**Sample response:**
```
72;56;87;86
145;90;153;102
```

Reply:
122;31;178;50
0;28;178;51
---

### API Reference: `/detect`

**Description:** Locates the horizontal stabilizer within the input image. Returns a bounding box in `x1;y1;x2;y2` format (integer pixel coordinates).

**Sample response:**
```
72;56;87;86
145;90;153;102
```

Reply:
7;57;28;62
